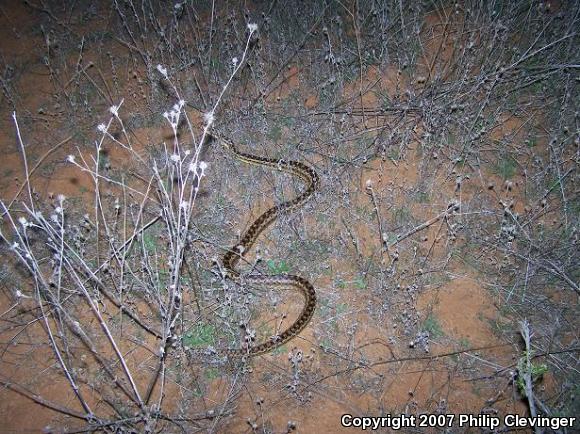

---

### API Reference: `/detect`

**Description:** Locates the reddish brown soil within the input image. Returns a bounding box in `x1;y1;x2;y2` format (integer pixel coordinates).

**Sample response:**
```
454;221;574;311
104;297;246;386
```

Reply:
1;2;573;433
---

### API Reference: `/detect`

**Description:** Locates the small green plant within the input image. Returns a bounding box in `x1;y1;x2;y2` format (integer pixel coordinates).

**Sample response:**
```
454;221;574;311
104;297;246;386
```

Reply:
458;337;471;349
326;303;348;332
516;353;548;396
342;64;358;82
271;344;287;356
204;367;221;380
528;81;543;94
320;338;333;351
525;135;538;148
143;232;158;254
422;313;444;338
354;276;366;289
183;323;216;348
280;115;295;128
266;259;290;274
157;269;170;290
381;95;393;110
446;132;456;146
209;56;222;71
387;148;401;161
98;150;110;172
392;206;412;225
415;191;430;203
546;175;565;192
495;156;517;179
268;124;282;142
316;297;332;321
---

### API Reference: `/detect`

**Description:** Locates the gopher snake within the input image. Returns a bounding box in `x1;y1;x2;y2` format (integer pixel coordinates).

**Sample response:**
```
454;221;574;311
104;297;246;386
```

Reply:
217;134;319;356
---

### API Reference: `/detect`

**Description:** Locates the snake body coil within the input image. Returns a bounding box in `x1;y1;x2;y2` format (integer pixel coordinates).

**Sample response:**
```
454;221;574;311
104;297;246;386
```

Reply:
219;135;319;356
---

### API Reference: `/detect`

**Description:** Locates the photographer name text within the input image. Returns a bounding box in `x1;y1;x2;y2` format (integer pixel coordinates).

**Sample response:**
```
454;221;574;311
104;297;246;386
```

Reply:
341;413;576;431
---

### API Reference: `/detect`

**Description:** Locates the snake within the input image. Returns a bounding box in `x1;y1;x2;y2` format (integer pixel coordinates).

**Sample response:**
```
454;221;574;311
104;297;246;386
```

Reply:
216;134;319;357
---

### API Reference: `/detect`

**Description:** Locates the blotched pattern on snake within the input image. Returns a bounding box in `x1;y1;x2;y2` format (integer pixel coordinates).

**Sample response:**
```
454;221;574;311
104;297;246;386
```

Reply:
217;134;319;356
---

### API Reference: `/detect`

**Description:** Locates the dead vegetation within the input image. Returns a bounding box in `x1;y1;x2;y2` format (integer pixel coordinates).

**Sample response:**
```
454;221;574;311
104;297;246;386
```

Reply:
0;1;578;432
